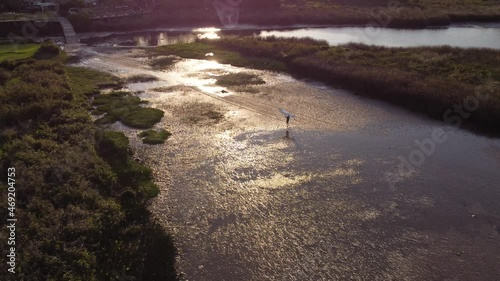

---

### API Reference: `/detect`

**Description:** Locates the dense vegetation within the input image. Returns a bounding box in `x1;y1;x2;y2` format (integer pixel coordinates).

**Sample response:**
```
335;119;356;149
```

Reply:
273;0;500;27
153;37;500;133
0;43;177;280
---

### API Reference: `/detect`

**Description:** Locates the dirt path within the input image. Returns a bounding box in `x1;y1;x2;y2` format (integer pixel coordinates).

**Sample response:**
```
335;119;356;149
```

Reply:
76;46;500;281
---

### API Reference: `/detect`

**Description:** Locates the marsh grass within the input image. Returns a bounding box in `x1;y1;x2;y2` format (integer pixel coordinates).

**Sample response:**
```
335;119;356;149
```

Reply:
66;66;122;97
150;42;287;72
151;85;196;93
126;74;159;83
151;86;172;92
175;102;224;124
93;91;164;129
214;36;330;62
150;56;179;70
289;44;500;130
138;129;172;145
232;85;261;93
277;0;500;27
215;72;265;87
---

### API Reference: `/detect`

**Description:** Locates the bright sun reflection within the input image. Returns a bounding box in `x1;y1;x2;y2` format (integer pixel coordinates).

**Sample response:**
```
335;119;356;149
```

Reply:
194;27;221;40
198;33;220;39
193;27;221;33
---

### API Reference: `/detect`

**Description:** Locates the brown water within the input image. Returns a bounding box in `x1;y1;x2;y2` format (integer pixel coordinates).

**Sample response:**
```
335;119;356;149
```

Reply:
75;46;500;281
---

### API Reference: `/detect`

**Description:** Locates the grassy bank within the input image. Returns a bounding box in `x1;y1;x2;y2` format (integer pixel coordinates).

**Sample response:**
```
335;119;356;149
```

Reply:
152;37;500;133
149;42;286;72
0;43;177;280
0;43;40;61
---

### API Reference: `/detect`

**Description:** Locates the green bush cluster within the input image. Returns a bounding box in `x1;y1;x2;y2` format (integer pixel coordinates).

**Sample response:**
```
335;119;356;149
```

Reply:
66;66;122;97
92;91;165;129
0;50;177;280
138;129;172;145
33;41;61;60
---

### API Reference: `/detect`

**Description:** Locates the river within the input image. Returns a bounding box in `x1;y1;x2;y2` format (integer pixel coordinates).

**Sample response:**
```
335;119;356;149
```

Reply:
79;23;500;49
72;37;500;280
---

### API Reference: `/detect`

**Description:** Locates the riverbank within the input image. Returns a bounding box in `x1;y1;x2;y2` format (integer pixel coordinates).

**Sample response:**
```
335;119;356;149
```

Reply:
150;37;500;134
67;0;500;33
0;43;177;280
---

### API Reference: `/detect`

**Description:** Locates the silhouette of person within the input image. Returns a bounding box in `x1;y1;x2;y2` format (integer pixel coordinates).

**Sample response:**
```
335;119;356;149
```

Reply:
279;108;295;127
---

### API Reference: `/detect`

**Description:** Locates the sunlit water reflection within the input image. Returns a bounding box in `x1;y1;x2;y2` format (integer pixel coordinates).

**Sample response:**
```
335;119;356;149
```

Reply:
76;47;500;280
80;23;500;49
260;24;500;49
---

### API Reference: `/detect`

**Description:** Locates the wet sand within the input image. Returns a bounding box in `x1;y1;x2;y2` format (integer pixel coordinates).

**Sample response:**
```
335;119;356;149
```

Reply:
75;47;500;281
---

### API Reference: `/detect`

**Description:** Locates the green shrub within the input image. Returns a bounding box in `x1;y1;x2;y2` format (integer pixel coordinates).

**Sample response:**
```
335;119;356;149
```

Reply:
66;67;122;97
138;129;172;145
122;108;165;129
93;91;164;129
34;41;60;60
98;131;130;162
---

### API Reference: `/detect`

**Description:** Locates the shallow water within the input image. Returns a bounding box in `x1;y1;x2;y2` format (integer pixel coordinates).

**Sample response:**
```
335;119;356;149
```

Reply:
259;24;500;49
76;46;500;280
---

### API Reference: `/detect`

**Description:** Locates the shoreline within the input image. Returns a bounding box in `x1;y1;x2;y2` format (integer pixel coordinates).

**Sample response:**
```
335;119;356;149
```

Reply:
66;3;500;33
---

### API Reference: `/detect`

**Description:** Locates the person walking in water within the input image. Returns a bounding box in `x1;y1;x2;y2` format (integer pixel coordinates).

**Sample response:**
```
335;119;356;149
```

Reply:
279;108;295;127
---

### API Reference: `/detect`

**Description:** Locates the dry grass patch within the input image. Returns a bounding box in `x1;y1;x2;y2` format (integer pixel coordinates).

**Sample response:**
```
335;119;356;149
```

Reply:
151;85;196;92
216;72;265;87
126;74;159;83
149;56;179;70
174;102;224;124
